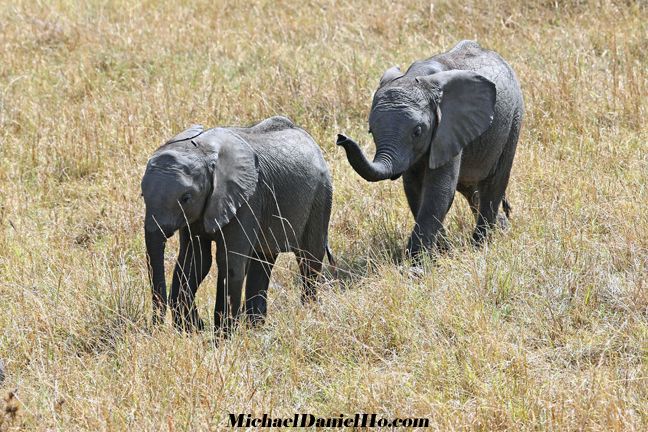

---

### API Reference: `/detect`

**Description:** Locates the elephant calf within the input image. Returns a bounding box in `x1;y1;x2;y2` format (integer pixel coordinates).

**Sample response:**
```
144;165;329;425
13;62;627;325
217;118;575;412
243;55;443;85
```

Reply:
142;116;334;333
338;40;524;257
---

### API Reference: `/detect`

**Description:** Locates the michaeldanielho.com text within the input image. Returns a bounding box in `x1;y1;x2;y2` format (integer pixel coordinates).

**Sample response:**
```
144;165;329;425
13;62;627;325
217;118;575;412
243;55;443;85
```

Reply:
229;413;430;428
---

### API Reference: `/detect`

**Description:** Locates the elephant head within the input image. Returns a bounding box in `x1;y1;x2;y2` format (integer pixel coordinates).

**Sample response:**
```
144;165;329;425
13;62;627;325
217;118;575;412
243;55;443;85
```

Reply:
337;69;497;181
141;126;258;320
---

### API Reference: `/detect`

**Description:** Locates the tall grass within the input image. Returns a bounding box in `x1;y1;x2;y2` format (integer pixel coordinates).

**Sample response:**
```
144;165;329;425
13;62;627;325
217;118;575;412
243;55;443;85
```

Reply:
0;0;646;430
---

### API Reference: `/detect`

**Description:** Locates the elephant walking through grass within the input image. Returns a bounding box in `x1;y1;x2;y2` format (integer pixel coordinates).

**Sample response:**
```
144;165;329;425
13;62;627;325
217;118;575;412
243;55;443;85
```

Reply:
142;116;334;333
337;40;524;257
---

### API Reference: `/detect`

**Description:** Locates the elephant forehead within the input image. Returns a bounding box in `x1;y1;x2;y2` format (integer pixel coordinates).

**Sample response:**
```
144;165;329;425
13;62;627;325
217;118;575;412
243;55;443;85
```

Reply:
142;169;192;190
373;85;427;110
369;105;425;128
148;150;204;173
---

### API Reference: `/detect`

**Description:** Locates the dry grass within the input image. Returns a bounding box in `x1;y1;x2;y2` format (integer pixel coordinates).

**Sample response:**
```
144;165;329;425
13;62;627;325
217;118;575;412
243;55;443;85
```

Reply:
0;0;646;430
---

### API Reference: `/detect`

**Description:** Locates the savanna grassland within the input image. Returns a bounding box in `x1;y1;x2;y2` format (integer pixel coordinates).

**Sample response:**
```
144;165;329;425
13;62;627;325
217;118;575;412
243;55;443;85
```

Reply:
0;0;646;430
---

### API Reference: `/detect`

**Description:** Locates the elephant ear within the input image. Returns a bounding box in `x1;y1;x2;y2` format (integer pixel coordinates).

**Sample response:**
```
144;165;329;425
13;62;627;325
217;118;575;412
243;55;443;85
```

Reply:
165;124;204;145
194;129;259;233
422;70;496;169
379;66;403;87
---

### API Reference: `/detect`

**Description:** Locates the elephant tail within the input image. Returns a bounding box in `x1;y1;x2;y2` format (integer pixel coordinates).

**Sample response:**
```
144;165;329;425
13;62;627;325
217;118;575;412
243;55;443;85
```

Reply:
325;244;338;279
502;196;512;219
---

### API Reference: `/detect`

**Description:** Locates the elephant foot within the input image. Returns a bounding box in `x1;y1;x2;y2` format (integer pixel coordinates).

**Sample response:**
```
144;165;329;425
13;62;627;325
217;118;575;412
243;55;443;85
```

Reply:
405;240;420;261
471;226;492;247
247;316;265;328
172;312;204;333
406;238;442;265
407;228;447;259
214;314;241;338
472;214;509;247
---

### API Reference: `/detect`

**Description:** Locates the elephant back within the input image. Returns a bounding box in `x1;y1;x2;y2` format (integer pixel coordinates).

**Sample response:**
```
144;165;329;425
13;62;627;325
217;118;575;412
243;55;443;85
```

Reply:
248;115;295;133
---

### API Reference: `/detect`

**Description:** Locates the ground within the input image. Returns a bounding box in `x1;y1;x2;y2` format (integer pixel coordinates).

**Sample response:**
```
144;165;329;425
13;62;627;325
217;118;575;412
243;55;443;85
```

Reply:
0;0;646;430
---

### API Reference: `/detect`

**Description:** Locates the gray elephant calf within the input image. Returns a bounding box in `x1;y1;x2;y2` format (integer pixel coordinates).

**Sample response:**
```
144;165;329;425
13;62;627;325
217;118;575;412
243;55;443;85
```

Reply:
338;40;524;257
141;116;334;333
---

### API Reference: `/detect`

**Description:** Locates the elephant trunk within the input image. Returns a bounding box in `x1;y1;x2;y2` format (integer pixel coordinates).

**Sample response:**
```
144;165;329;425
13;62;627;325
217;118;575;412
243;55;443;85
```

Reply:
336;134;398;182
145;227;168;324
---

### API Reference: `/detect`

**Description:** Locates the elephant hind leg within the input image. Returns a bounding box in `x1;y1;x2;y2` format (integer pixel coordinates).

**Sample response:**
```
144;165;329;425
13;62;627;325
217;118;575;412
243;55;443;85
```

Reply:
294;185;331;302
457;183;480;224
473;174;510;245
295;249;324;304
472;115;521;245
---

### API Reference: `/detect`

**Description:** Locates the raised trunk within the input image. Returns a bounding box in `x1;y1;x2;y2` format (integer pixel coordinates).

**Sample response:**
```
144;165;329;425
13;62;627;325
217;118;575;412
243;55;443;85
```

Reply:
145;228;167;324
336;134;395;182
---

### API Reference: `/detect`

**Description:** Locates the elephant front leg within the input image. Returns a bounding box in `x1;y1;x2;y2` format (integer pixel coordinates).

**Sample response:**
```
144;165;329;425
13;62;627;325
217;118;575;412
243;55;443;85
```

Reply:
214;222;257;335
406;158;460;260
214;254;248;335
245;253;277;326
145;228;169;326
169;228;212;331
402;162;424;219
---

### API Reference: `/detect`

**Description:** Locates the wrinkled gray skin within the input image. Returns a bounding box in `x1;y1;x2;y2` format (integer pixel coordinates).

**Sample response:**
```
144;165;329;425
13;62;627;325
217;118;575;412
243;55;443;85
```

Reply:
338;40;524;257
142;116;334;333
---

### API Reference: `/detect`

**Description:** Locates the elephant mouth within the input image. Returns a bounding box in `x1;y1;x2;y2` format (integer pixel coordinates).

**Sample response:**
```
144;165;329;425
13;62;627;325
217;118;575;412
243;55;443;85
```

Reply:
390;173;402;181
145;220;176;239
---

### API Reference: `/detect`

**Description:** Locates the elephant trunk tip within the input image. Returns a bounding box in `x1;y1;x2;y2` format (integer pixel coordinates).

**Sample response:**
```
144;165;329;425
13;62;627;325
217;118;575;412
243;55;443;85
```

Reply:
336;134;351;146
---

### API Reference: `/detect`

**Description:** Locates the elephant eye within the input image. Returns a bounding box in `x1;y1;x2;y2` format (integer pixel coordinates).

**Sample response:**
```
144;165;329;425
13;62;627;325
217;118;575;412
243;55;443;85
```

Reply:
180;193;192;204
413;125;423;137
